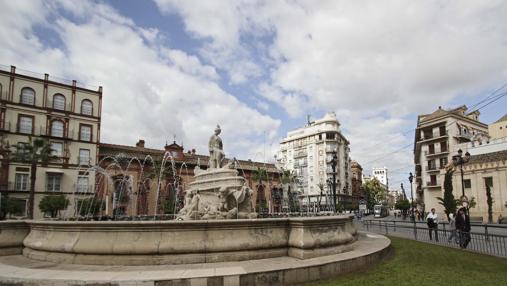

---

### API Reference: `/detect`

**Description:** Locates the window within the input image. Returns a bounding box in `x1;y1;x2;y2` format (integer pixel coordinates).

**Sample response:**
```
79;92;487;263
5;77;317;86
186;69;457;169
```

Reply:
77;176;89;192
484;177;493;188
464;179;471;189
15;173;29;191
79;149;90;165
18;115;33;134
51;142;63;157
429;175;437;185
439;126;446;136
439;157;448;168
81;99;93;116
428;159;436;170
46;173;61;192
51;120;64;137
20;88;35;105
53;94;65;110
79;125;92;141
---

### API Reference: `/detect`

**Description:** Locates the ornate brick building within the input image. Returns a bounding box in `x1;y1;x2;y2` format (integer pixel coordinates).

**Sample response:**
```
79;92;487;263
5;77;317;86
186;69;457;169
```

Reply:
96;140;283;217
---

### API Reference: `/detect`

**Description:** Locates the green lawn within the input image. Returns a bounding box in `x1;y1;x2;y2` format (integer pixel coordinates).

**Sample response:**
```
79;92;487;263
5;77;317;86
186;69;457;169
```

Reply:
308;236;507;286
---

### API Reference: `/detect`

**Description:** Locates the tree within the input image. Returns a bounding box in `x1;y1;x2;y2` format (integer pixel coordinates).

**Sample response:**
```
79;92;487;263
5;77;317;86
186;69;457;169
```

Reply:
486;183;494;223
252;167;268;213
0;195;23;220
9;137;56;219
363;178;387;211
39;195;69;218
395;199;411;212
281;169;299;212
77;197;105;217
436;169;457;220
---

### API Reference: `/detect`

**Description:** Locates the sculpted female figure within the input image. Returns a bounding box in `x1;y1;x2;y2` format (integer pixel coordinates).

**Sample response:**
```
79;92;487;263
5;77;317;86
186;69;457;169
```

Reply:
208;125;225;168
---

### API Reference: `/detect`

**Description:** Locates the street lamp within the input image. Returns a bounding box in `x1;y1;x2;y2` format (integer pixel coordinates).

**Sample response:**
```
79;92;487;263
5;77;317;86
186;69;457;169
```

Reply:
453;149;471;198
330;151;338;213
408;172;414;222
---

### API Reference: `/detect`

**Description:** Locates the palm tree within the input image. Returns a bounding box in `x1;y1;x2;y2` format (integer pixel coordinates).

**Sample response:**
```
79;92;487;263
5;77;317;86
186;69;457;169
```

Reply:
10;137;55;219
252;167;268;213
281;169;298;212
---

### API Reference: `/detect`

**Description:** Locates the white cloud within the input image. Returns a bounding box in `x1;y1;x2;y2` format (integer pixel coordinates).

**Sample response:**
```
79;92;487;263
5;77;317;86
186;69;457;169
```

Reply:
158;0;507;185
0;0;280;160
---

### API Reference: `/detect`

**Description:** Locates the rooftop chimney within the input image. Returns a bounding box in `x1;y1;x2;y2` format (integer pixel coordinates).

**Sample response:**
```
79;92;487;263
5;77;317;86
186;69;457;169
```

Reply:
136;139;145;148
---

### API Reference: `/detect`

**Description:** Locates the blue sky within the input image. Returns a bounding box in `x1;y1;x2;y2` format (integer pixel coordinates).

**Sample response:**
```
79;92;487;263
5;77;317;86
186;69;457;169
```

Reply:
1;0;506;194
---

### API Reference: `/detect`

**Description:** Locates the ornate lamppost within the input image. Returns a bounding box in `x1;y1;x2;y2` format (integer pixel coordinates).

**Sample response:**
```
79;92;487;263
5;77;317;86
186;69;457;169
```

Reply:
454;149;470;213
408;172;414;222
454;149;471;198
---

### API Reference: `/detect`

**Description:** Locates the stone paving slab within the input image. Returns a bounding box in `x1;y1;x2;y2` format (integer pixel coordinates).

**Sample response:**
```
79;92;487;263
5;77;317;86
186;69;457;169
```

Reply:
0;232;390;286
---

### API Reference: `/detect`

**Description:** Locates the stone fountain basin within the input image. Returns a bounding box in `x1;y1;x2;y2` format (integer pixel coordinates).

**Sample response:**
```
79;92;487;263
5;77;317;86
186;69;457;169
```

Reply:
22;216;357;265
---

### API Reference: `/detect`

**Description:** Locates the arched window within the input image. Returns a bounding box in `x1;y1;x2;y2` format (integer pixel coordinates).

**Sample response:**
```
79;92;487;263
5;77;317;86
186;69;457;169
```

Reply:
51;120;64;137
53;94;66;110
81;99;93;116
20;87;35;105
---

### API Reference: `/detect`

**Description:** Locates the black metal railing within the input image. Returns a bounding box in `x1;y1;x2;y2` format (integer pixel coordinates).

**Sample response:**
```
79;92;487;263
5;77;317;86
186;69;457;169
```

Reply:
360;219;507;257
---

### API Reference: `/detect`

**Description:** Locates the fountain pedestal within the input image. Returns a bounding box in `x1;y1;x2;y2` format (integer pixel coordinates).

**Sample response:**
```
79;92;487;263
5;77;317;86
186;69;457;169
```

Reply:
177;167;257;220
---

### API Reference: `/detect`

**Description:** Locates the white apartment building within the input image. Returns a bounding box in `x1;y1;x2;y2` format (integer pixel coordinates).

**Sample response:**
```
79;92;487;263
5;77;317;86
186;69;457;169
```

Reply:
413;105;489;214
0;65;102;219
372;167;388;187
277;112;352;208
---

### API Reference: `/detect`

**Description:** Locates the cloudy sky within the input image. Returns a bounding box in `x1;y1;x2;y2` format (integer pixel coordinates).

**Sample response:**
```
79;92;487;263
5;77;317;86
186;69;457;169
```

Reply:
1;0;506;192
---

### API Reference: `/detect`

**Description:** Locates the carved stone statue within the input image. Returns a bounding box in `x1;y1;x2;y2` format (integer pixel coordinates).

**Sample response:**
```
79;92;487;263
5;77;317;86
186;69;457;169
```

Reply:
208;125;225;168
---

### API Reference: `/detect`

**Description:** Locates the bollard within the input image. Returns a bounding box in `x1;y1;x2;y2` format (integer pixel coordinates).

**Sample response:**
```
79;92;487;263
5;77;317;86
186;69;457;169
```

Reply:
485;224;489;242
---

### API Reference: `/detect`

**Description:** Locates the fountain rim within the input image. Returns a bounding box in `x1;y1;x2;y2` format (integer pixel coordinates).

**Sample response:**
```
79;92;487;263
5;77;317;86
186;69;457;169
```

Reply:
23;214;354;226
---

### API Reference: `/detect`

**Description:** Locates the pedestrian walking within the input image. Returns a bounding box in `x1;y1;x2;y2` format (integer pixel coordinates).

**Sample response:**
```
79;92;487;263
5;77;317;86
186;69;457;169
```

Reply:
456;207;471;249
447;213;458;243
426;208;439;241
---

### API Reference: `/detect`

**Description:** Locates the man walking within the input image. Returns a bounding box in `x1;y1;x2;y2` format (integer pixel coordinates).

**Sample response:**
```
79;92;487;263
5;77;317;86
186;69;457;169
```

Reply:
426;208;439;242
456;207;471;249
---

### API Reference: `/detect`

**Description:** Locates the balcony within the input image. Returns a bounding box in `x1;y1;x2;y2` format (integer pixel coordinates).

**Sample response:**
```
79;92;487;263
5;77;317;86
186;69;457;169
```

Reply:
77;156;92;166
0;121;10;132
46;100;73;112
455;133;473;141
294;150;307;158
425;166;440;173
73;184;94;193
0;182;28;192
40;126;75;140
417;131;448;143
425;149;449;157
425;181;440;188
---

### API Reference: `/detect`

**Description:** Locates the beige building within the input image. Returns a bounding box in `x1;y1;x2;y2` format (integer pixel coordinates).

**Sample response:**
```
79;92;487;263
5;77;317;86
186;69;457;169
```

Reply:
488;114;507;139
0;65;102;219
453;150;507;222
413;105;489;214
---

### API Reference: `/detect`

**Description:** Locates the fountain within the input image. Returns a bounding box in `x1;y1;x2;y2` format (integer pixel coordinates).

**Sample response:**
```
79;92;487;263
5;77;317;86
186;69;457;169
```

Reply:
177;125;257;220
0;125;391;285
